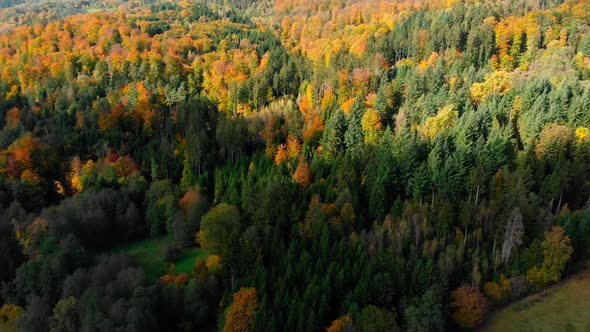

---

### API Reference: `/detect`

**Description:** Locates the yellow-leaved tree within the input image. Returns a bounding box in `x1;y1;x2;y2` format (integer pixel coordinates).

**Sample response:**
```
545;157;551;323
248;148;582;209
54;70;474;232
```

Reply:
0;304;24;332
421;105;458;140
526;226;573;289
361;108;383;144
470;71;512;104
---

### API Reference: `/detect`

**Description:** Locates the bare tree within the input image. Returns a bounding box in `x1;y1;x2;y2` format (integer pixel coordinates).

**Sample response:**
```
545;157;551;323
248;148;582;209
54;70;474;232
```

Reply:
501;207;524;265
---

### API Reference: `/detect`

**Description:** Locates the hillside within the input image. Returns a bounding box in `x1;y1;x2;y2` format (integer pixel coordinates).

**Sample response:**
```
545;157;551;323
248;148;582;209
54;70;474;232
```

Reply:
1;0;590;331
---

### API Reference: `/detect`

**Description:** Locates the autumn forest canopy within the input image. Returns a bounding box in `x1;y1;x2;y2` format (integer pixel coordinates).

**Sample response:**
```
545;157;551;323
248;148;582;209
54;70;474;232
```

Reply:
2;0;590;330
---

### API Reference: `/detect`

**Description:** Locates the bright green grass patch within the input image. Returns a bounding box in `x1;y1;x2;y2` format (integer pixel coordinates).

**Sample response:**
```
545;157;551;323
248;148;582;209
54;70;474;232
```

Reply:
482;269;590;332
109;237;207;280
175;247;209;274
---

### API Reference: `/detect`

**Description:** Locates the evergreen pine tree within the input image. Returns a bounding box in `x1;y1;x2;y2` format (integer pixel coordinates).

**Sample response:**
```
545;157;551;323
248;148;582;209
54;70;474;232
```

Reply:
321;110;347;158
345;98;365;152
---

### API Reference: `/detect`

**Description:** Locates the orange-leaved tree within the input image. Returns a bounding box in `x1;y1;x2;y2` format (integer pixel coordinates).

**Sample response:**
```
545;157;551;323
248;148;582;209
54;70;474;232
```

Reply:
450;284;487;328
326;314;355;332
292;157;312;188
223;287;259;332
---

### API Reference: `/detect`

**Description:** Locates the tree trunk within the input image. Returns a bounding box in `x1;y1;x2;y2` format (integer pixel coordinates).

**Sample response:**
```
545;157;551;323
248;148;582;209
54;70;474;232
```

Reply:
557;188;563;214
492;237;497;274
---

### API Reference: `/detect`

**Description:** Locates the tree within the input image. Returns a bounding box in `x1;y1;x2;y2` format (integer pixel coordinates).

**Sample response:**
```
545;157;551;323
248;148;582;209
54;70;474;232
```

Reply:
175;191;209;246
450;285;487;329
541;226;573;283
206;254;222;276
146;180;176;235
501;207;524;265
50;297;78;332
164;82;187;111
275;144;288;165
483;275;511;303
216;115;248;162
321;110;347;158
361;108;383;144
356;305;399;332
223;287;258;332
483;281;503;303
526;266;547;290
374;83;390;120
197;203;240;255
326;315;355;332
421;105;457;141
287;135;302;159
180;157;197;191
0;304;24;332
193;257;209;282
292;157;312;188
340;202;356;232
404;286;445;332
470;71;512;103
17;296;50;332
344;98;365;151
535;123;573;162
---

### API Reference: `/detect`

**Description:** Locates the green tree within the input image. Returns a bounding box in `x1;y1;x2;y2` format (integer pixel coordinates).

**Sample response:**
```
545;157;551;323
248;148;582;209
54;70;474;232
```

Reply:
356;305;399;332
374;83;390;121
216;115;248;162
321;110;347;158
197;203;241;255
50;297;78;332
403;286;445;332
344;98;365;152
146;180;176;235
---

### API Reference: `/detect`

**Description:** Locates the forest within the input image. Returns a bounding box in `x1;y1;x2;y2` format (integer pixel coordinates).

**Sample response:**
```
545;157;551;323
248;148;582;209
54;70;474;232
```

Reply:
1;0;590;330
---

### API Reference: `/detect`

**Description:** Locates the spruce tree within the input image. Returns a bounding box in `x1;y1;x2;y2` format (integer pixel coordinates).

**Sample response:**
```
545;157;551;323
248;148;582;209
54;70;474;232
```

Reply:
321;110;347;158
345;98;365;152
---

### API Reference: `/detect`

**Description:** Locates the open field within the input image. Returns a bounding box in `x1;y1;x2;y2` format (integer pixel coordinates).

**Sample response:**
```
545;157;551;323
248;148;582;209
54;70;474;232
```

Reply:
108;237;208;280
481;269;590;332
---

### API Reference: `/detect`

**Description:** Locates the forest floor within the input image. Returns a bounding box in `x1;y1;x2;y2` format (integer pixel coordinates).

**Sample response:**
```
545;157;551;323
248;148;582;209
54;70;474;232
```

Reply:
108;237;208;280
481;268;590;332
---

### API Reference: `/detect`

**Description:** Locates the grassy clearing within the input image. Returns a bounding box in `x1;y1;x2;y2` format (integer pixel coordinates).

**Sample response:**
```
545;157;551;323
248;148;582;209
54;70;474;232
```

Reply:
108;237;207;280
175;247;209;274
481;269;590;332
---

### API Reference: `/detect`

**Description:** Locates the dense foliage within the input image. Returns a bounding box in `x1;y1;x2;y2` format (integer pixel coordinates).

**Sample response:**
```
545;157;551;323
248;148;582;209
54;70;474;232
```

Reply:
2;0;590;330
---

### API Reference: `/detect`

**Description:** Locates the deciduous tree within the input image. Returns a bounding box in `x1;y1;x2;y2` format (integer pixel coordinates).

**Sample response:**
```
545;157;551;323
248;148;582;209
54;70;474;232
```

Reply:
197;203;240;255
450;285;487;329
223;287;258;332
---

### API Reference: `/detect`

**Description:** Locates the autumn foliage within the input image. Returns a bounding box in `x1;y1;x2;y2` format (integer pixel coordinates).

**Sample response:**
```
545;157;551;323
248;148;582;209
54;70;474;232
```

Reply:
483;275;512;303
527;226;573;288
326;315;355;332
3;0;590;331
450;285;487;328
292;157;312;188
223;287;259;332
0;304;24;331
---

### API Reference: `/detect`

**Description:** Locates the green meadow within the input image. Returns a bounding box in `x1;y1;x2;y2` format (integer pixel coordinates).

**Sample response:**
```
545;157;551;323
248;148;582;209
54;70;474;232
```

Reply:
108;237;208;280
482;270;590;332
